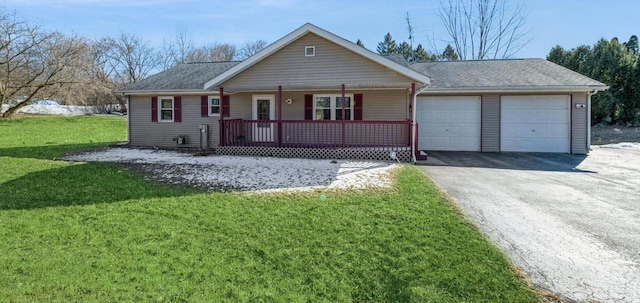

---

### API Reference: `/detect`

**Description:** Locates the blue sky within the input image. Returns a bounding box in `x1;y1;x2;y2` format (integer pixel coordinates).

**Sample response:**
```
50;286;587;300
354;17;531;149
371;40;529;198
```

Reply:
1;0;638;59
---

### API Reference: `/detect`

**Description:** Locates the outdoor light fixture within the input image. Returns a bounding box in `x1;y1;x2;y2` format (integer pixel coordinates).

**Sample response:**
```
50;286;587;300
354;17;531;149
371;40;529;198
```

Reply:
285;98;293;104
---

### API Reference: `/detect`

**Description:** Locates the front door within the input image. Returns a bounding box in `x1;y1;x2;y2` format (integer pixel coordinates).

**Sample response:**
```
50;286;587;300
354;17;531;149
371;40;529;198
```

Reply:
252;95;275;142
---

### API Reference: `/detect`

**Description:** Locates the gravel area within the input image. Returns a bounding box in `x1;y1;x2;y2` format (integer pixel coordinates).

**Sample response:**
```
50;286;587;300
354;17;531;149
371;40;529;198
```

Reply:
591;124;640;145
63;148;398;192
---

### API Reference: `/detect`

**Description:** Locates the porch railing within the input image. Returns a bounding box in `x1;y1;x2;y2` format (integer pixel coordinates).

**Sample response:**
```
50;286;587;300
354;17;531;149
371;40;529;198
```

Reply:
220;119;411;150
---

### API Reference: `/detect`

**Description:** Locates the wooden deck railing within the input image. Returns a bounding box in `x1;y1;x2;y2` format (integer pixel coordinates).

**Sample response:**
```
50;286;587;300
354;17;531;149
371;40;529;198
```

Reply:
220;119;411;151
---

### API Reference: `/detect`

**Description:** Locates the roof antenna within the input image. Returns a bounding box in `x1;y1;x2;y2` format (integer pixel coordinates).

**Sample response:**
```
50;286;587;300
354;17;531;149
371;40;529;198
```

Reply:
406;12;415;62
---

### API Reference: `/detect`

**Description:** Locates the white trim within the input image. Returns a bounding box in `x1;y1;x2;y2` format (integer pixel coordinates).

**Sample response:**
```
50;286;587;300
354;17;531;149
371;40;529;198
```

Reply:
158;96;174;122
420;86;609;94
251;94;276;142
312;94;354;120
204;23;431;90
305;45;315;57
252;94;276;120
208;96;221;117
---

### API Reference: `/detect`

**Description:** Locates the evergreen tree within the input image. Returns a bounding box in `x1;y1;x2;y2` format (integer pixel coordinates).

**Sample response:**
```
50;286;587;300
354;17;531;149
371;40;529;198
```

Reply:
546;45;568;66
625;35;638;53
440;44;459;61
399;41;413;60
356;39;365;48
413;44;430;62
376;33;397;55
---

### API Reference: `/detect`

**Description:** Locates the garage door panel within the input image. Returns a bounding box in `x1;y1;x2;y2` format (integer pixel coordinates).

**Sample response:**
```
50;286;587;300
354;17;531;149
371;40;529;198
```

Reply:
417;96;481;151
501;95;570;153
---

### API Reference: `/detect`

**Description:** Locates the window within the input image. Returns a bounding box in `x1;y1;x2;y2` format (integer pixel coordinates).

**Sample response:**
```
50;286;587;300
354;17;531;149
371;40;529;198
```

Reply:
209;97;220;116
159;96;174;121
314;94;353;120
305;46;315;57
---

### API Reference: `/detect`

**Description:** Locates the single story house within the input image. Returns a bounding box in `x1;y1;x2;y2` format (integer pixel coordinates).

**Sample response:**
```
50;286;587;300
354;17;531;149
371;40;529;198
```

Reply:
121;23;608;162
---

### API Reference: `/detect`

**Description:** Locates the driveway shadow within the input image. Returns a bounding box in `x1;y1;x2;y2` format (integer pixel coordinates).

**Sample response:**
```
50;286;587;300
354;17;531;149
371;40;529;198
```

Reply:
417;151;591;172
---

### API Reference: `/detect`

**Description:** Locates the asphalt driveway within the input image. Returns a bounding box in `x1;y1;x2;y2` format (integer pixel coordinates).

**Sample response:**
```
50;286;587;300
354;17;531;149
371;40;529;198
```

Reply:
419;146;640;303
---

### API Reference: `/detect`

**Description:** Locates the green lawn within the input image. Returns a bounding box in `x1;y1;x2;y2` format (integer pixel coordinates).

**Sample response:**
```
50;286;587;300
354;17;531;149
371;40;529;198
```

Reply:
0;116;542;302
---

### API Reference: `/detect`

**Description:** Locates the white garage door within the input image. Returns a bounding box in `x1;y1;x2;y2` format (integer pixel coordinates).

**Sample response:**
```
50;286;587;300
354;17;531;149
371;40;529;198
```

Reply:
416;96;481;151
501;95;570;153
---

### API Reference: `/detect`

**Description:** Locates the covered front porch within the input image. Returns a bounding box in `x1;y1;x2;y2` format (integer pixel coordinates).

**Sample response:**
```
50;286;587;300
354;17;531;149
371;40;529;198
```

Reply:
214;84;423;161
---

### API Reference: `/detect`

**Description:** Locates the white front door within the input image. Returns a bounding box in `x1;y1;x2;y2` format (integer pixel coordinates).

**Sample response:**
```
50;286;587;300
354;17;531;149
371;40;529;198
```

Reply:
501;95;570;153
416;96;481;151
252;95;275;142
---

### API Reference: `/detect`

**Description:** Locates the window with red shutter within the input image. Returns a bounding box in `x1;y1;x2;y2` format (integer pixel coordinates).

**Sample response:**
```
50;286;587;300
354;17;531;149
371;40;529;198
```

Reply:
354;94;363;120
201;96;208;117
304;94;313;120
173;96;182;122
151;96;158;122
222;95;230;117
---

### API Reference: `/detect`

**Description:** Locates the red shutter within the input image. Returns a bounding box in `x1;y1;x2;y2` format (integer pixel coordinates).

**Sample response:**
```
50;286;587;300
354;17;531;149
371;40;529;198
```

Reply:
201;96;208;117
174;96;182;122
222;95;230;117
151;96;158;122
304;94;313;120
354;93;363;120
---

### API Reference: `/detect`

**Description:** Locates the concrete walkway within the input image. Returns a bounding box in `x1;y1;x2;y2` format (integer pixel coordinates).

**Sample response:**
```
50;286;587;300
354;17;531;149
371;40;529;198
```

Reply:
419;147;640;303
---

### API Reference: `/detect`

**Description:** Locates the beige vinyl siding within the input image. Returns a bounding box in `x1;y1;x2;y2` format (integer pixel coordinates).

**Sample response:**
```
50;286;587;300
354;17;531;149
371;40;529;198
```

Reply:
571;92;589;154
230;89;408;121
220;33;415;92
481;94;500;152
129;95;220;148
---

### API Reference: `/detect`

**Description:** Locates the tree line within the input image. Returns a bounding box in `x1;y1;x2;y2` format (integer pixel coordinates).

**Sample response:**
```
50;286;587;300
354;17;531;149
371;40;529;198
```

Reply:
374;32;458;62
0;10;266;117
547;36;640;124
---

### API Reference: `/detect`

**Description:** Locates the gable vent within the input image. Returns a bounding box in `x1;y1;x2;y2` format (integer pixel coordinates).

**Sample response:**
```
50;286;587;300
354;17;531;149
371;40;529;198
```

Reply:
305;46;315;57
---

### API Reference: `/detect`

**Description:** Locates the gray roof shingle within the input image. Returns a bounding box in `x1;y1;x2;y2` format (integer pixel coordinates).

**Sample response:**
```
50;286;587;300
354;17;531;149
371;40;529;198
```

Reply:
410;58;606;90
121;58;606;93
120;61;240;92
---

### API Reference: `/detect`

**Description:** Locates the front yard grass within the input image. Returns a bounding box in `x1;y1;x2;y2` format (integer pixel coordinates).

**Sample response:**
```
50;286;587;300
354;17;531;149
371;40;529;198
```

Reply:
0;116;541;302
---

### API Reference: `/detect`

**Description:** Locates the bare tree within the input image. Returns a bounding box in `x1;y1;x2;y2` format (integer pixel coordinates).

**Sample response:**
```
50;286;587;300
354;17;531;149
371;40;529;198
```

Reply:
438;0;530;60
160;28;195;70
0;11;87;117
185;42;236;62
238;40;268;60
99;32;161;87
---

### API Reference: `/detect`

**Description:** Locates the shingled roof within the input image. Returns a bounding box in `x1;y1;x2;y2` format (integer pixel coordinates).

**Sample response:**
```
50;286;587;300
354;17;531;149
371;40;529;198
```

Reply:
120;61;240;92
121;58;606;93
410;58;607;91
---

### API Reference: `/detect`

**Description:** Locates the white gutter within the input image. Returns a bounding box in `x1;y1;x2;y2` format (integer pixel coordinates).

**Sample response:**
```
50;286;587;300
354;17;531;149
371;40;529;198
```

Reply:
420;86;609;94
587;89;601;150
411;86;429;163
119;89;221;96
126;95;131;144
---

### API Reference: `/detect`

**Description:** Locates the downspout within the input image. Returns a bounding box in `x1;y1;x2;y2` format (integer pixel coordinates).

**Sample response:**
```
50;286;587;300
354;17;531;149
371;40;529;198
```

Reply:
219;87;224;147
587;89;600;150
411;85;430;163
125;94;131;144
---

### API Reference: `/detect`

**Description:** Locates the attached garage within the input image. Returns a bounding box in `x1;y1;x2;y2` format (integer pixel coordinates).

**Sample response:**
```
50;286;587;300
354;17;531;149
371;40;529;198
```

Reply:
416;96;481;151
500;95;571;153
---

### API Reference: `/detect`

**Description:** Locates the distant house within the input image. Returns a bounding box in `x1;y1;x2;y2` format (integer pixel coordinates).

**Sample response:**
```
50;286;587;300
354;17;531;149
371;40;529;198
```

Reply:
120;23;607;161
